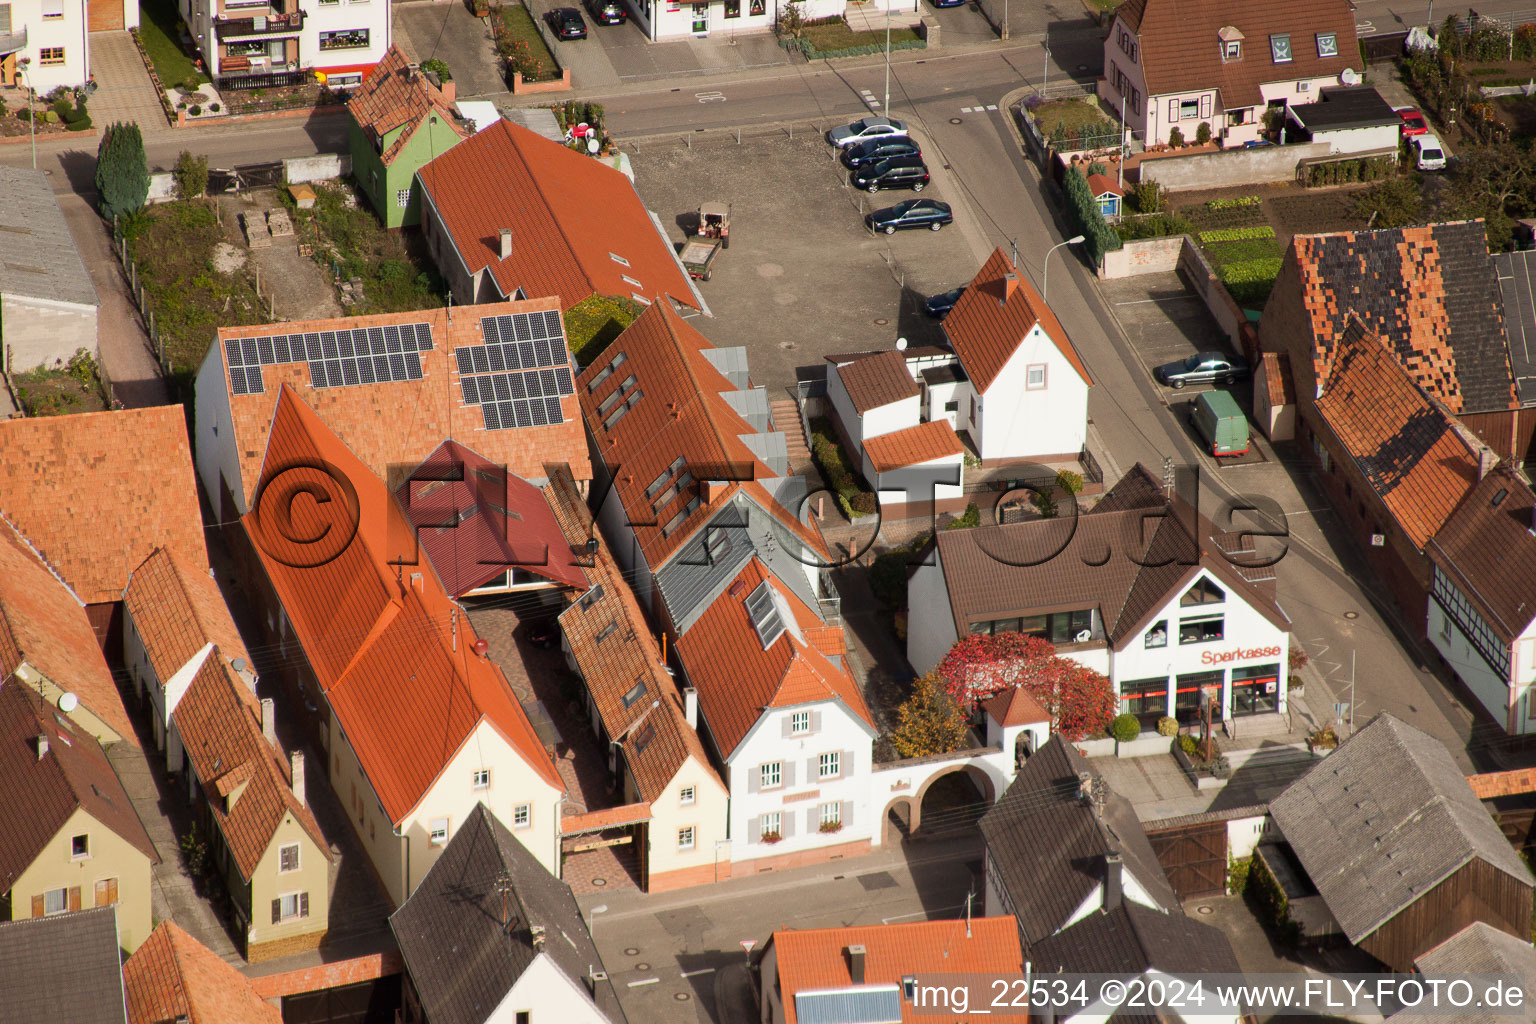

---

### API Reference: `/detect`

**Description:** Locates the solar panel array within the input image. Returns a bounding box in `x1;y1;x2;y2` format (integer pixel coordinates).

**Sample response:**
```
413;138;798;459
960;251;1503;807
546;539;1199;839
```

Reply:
457;312;576;430
225;322;434;396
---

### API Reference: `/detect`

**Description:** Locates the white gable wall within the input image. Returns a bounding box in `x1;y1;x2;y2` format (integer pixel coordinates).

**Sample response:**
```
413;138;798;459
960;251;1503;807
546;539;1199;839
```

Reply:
193;344;245;516
907;547;957;676
1058;872;1170;933
972;324;1088;461
491;952;615;1024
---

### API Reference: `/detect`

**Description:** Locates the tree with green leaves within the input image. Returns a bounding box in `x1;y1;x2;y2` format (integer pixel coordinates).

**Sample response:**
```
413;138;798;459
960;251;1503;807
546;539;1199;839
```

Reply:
95;121;149;221
1441;144;1534;251
1350;176;1422;230
890;672;969;758
172;150;208;202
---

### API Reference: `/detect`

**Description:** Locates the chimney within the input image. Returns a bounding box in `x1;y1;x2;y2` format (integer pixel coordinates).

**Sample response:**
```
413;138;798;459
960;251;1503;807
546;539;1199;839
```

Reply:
35;733;48;761
440;79;456;105
683;687;698;730
1103;852;1123;911
499;228;513;260
1001;272;1020;304
260;697;276;747
587;967;609;996
531;924;546;951
846;944;867;985
1077;770;1094;805
1479;447;1497;481
290;750;305;806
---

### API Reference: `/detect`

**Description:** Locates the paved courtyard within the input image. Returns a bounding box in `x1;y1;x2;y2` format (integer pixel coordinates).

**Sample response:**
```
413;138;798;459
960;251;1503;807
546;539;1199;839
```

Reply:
393;1;509;98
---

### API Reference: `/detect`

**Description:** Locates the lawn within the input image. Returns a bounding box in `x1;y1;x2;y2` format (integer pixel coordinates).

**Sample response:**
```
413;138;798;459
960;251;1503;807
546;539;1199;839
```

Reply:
1028;98;1118;146
496;4;561;82
136;0;207;88
800;19;921;54
285;182;445;315
565;294;644;366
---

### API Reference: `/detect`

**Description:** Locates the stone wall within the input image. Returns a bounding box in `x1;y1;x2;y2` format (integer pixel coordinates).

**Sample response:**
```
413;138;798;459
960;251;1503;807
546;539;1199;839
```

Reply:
1138;142;1331;191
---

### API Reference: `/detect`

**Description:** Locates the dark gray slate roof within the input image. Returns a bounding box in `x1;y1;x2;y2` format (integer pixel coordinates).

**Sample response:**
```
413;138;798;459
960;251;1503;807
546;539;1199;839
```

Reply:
0;167;100;308
390;804;626;1024
1289;86;1400;131
1394;922;1536;1024
978;737;1178;945
1028;901;1241;977
1270;714;1533;944
0;907;127;1024
1492;249;1536;405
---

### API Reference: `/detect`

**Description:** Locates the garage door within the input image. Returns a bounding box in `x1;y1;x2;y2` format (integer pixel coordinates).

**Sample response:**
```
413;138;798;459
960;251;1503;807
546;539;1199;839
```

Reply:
88;0;124;33
1147;820;1228;899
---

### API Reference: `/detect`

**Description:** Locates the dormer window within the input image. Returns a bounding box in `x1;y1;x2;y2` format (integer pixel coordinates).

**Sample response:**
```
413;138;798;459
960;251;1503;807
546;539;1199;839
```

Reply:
1316;32;1338;57
1270;33;1292;63
1218;26;1243;62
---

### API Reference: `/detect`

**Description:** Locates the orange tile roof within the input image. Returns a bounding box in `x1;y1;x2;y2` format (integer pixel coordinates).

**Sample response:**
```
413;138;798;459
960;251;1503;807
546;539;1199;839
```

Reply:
124;921;281;1024
835;349;919;414
216;301;590;513
984;685;1051;727
577;303;830;571
1087;172;1122;197
1118;0;1360;111
244;387;563;823
123;547;251;686
863;420;964;473
1261;350;1296;408
0;516;135;747
559;803;651;834
172;653;329;881
674;559;874;758
348;46;471;166
1314;316;1481;549
771;918;1026;1024
417;120;699;312
0;406;206;605
943;248;1092;394
546;467;722;802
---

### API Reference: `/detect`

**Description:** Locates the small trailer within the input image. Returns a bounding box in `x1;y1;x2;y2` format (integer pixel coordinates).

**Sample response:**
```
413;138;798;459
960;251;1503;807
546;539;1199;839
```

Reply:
682;201;731;281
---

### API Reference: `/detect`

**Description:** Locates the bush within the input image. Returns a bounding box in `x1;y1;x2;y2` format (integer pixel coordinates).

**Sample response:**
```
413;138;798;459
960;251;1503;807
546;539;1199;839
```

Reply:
181;75;200;92
44;110;59;124
1111;713;1141;743
1056;469;1083;499
944;502;980;531
172;150;208;201
420;57;452;82
209;102;221;113
890;673;969;758
870;537;928;609
1031;488;1058;518
189;104;202;116
809;417;873;519
1167;125;1185;147
1115;211;1195;241
1228;856;1251;895
1086;160;1107;176
1195;121;1211;145
1128;179;1162;214
1062;168;1121;266
564;293;644;365
95;121;150;221
1156;716;1179;737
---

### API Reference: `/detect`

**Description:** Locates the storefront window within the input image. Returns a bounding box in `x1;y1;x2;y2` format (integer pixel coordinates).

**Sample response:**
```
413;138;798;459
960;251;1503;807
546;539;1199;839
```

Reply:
1121;678;1170;725
724;0;740;15
1144;620;1167;648
1178;615;1224;644
1175;671;1223;724
1231;663;1280;716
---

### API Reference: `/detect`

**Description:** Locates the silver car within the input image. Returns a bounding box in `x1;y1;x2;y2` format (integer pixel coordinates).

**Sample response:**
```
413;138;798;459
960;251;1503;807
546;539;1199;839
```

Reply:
827;116;910;149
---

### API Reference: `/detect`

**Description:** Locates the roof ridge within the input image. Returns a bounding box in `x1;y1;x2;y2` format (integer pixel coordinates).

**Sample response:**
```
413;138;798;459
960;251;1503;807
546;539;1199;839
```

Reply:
666;304;752;479
0;511;85;608
499;123;599;300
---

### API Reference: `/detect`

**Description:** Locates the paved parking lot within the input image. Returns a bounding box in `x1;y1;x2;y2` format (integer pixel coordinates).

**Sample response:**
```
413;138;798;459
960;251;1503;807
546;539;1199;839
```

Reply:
629;129;985;395
394;1;509;97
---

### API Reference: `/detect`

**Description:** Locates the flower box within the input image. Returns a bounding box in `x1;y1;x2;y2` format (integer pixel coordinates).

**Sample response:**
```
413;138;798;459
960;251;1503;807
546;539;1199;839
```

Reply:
760;830;783;844
818;821;843;834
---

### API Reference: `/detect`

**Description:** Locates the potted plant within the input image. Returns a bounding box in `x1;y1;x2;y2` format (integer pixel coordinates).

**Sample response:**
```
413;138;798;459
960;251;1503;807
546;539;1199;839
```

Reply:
761;830;783;844
819;820;843;834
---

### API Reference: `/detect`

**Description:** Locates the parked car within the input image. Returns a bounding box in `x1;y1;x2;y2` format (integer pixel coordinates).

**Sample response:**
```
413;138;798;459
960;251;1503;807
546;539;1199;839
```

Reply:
584;0;627;22
868;198;952;234
1397;107;1429;136
852;154;929;193
1190;390;1251;457
843;136;921;169
925;286;966;317
1414;134;1447;171
932;0;967;7
547;7;588;38
1154;351;1250;388
827;116;910;149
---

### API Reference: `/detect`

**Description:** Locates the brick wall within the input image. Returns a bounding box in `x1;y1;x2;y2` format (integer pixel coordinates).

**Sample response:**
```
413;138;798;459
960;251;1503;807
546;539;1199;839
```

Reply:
1467;768;1536;799
247;926;326;964
249;951;404;1000
735;838;872;876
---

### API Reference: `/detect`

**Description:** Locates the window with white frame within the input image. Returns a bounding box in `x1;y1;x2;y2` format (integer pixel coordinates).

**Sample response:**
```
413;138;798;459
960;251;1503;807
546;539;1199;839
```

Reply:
279;843;300;873
790;711;810;734
275;891;309;921
1269;33;1292;62
1179;98;1200;120
761;812;781;839
43;888;67;916
818;751;840;780
761;761;782;788
680;785;696;806
819;802;841;827
678;826;695;851
513;804;531;830
429;818;449;846
472;769;490;790
1026;364;1047;390
1315;32;1337;57
396;189;410;209
71;834;89;859
1223;39;1241;60
41;0;63;19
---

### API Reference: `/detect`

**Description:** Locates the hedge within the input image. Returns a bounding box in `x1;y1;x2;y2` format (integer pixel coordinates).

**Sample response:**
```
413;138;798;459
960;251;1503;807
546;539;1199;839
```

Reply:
1063;169;1122;266
809;416;874;518
1303;156;1397;187
780;35;925;60
1198;226;1275;243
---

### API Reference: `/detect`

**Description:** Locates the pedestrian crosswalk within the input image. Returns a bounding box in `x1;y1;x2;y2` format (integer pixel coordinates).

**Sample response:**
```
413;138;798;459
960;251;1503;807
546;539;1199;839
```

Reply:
860;88;881;109
959;104;999;113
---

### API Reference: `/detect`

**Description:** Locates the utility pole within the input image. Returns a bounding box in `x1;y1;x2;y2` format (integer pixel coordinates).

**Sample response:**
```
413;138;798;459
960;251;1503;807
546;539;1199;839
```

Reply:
18;57;35;171
1041;29;1048;94
1349;650;1356;734
884;6;892;112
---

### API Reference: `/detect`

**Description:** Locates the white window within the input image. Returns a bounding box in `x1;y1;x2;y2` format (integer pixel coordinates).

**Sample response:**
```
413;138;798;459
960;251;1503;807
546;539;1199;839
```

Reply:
761;762;781;788
818;751;840;779
680;785;696;806
278;843;300;873
43;888;67;916
790;711;810;735
276;891;309;921
71;834;89;859
1223;40;1241;60
472;768;490;790
1270;33;1292;63
1316;32;1338;57
396;189;410;209
41;0;63;19
1179;98;1200;120
1026;364;1047;390
761;812;781;839
678;826;695;851
429;818;449;846
513;803;531;830
0;6;11;33
819;802;841;827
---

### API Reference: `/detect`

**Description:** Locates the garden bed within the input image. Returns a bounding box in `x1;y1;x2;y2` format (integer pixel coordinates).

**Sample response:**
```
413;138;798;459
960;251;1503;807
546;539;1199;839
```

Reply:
783;16;923;58
495;2;562;83
809;416;874;519
12;351;113;416
1027;97;1119;151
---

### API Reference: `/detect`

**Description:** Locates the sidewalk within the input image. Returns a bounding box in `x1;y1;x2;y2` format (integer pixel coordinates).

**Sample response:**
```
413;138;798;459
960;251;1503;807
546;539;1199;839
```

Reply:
89;31;171;133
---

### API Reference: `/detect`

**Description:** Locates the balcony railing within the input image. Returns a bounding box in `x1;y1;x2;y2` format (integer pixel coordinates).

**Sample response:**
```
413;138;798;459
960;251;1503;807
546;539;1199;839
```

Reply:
0;26;27;56
215;10;303;38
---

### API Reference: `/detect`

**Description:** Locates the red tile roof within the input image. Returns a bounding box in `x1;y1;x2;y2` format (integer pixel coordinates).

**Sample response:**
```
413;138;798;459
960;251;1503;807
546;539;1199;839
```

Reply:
1087;172;1123;198
0;682;157;891
1117;0;1360;110
396;440;588;597
577;302;829;571
125;921;281;1024
0;516;135;747
123;547;251;687
244;387;563;824
674;559;874;758
216;301;590;514
172;653;329;881
1261;350;1296;408
984;685;1051;727
1313;316;1481;549
771;918;1026;1024
559;803;650;834
863;420;964;473
943;248;1092;394
417;120;698;312
0;406;206;605
1429;466;1536;644
348;46;470;165
547;469;722;802
834;349;919;414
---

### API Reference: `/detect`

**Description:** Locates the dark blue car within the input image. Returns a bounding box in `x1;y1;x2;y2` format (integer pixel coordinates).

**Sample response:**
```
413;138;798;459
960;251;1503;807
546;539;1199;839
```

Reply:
924;286;966;317
868;198;952;234
842;136;921;170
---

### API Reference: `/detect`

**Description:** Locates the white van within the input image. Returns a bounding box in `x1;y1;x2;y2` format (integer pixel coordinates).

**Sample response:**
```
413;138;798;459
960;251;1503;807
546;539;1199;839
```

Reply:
1414;134;1447;171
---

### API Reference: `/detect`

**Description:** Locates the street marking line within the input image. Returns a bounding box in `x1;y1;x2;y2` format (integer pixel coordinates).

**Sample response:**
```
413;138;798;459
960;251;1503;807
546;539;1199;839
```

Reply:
628;978;661;988
986;104;998;110
681;967;716;978
960;106;974;112
695;91;726;103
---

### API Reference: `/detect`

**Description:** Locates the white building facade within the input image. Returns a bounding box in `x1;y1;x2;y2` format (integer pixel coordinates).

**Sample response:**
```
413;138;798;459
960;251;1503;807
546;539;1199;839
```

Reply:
1428;565;1536;736
968;321;1090;462
0;0;93;94
629;0;913;41
180;0;387;84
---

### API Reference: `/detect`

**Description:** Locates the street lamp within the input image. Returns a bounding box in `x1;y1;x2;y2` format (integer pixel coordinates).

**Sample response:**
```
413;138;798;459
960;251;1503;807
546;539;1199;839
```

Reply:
883;6;892;113
1042;235;1085;302
588;903;609;945
17;56;34;171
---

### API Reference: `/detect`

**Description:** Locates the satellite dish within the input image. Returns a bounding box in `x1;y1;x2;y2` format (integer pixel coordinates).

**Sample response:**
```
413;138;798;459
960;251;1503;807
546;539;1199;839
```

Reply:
586;137;600;155
58;692;79;713
1340;67;1360;85
895;337;908;350
231;657;247;674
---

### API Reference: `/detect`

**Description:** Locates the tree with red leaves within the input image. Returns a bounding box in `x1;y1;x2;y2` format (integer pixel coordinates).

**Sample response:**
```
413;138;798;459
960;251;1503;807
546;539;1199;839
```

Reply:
937;632;1117;741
